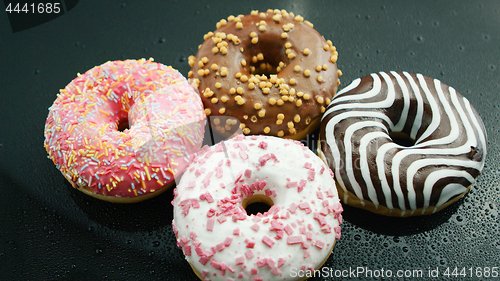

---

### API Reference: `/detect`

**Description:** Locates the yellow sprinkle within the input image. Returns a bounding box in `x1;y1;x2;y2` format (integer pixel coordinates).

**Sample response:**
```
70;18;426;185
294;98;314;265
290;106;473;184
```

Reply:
99;110;110;116
145;167;151;181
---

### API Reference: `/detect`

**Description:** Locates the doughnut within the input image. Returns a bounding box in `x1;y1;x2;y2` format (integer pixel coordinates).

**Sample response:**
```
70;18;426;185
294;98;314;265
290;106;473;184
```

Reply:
318;71;487;217
172;135;343;280
188;9;341;140
44;59;206;203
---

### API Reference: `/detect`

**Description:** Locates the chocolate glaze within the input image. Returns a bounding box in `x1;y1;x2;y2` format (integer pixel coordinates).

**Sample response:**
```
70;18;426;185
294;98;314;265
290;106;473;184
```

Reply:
188;9;339;139
319;71;487;216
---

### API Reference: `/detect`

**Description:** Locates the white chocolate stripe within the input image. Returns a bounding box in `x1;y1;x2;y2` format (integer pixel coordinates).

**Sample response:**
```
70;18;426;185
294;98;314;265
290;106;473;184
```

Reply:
415;74;441;144
344;121;387;204
324;111;395;205
463;95;488;169
403;72;424;140
332;77;361;98
359;128;391;207
391;71;411;132
327;72;396;114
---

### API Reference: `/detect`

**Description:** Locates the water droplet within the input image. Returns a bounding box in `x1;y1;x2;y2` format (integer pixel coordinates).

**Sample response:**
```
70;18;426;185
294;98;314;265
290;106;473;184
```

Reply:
414;35;424;43
34;69;40;75
354;234;361;241
159;38;166;44
151;241;161;247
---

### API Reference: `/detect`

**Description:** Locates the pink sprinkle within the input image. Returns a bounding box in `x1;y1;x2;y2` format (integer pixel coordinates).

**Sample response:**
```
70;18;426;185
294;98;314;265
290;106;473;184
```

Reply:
274;230;284;240
189;231;197;240
298;179;307;192
334;225;341;240
265;189;273;197
306;232;313;241
302;242;310;249
308;168;315;181
258;141;268;149
235;256;245;265
303;162;312;169
187;181;196;189
278;258;286;267
258;180;267;190
333;202;343;215
199;256;209;265
258;154;272;166
323;199;329;207
320;166;325;174
195;247;203;256
316;191;324;199
202;171;213;187
233;228;240;235
325;188;335;197
257;259;267;268
262;236;275;248
250;268;258;275
271;267;281;276
320;208;329;216
254;277;263;281
298;202;310;210
223;237;233;246
239;143;248;151
245;250;254;259
202;270;208;278
287;236;303;245
252;216;261;222
244;169;252;178
286;181;298;189
178;237;189;247
288;203;298;213
217;216;227;224
266;258;276;269
207;208;216;217
246;241;255;248
215;243;225;252
205;193;214;203
239;151;248;160
251;224;260;232
191;199;200;208
303;250;311;258
315;240;325;249
183;245;191;256
284;224;294;235
270;220;284;231
299;226;306;234
207;218;215;231
215;166;223;178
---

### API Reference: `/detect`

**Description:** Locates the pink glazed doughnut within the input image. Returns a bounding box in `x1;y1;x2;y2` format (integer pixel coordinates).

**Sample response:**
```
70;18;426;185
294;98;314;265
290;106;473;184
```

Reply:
172;135;343;281
44;59;206;203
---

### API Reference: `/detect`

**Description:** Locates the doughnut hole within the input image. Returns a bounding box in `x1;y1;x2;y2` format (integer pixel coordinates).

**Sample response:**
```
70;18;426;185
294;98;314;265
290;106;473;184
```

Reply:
242;194;273;216
248;36;290;76
117;118;130;132
389;131;415;147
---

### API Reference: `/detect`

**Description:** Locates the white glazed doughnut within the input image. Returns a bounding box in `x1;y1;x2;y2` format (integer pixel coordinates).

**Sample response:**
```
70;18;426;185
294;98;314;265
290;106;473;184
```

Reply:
172;135;343;280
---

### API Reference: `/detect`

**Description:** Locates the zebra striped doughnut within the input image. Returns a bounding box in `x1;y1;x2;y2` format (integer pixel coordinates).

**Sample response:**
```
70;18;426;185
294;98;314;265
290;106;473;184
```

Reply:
318;71;487;217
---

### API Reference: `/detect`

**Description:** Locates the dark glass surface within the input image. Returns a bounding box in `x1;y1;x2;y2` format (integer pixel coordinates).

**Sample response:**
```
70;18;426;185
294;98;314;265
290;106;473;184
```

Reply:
1;1;499;280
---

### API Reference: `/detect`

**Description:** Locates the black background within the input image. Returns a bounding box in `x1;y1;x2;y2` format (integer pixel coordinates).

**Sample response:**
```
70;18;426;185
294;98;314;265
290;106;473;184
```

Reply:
1;1;499;280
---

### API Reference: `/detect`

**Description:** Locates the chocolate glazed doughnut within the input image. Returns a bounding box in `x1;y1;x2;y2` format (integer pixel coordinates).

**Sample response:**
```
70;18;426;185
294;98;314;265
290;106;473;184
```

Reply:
318;71;487;217
188;9;341;140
